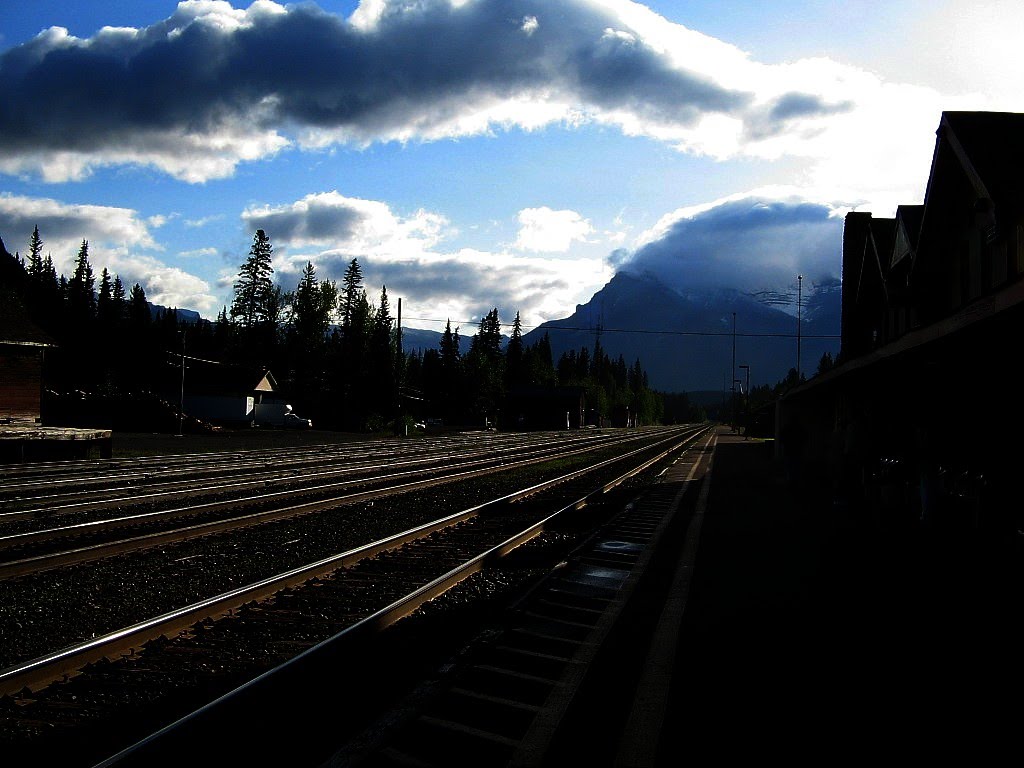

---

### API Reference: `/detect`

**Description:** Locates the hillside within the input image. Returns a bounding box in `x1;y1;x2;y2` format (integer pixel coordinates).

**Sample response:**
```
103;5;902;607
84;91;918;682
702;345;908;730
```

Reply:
523;271;840;392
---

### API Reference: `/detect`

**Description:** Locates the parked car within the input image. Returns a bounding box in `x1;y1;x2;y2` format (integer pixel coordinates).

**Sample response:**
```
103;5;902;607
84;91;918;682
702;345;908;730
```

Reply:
283;412;312;429
254;403;311;428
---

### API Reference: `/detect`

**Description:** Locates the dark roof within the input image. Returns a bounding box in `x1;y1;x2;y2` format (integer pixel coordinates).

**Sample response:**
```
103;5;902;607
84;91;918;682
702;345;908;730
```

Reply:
895;205;924;247
941;111;1024;204
0;300;56;348
868;218;896;264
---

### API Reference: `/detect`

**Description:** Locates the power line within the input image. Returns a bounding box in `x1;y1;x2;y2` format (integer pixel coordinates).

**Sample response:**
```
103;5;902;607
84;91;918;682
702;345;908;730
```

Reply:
402;316;839;340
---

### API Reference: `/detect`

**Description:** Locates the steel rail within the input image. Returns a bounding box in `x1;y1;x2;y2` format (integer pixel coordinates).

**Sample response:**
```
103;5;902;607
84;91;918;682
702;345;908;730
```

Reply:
0;430;635;533
0;428;693;578
92;425;712;768
0;430;655;548
0;431;563;503
0;425;705;698
0;430;620;520
0;429;569;501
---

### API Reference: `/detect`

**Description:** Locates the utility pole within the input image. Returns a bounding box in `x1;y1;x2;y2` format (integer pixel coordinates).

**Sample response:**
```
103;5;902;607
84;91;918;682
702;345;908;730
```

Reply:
797;275;803;379
739;364;750;438
731;312;737;430
177;330;186;437
396;297;403;436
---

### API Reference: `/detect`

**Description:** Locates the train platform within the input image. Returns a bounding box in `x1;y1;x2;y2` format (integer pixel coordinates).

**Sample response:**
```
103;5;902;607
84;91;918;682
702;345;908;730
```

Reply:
613;428;1019;764
320;426;1019;766
0;422;112;462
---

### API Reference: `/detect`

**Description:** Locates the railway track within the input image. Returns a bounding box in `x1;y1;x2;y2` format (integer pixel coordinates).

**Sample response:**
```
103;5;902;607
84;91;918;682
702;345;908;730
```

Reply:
0;430;665;574
0;430;623;522
0;425;709;766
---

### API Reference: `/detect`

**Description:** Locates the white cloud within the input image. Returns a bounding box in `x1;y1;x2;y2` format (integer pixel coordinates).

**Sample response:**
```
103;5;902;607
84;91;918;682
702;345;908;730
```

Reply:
323;248;612;332
242;191;451;262
178;246;218;259
0;192;217;311
515;206;594;252
624;189;845;312
185;214;227;228
0;0;977;208
235;189;608;329
0;193;159;272
106;252;218;312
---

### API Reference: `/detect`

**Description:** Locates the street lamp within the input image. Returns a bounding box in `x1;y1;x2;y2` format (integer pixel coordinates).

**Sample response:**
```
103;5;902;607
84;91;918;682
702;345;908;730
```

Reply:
738;364;750;438
733;379;742;433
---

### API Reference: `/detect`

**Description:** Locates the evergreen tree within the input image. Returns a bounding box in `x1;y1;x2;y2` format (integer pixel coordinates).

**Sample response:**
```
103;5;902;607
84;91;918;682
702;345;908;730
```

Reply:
42;255;58;292
67;239;96;322
505;311;524;389
128;283;151;327
213;306;233;357
340;258;364;329
26;226;43;282
22;230;61;331
230;229;275;328
97;267;114;323
817;351;835;374
437;320;462;423
337;285;372;430
440;319;461;366
111;276;127;321
292;261;337;351
469;308;502;358
525;332;556;387
366;285;396;423
291;262;342;429
465;308;504;424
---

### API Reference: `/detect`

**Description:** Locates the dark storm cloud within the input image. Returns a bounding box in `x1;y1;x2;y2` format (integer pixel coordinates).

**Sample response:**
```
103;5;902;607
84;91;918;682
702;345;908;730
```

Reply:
244;199;367;244
621;196;843;300
0;0;754;179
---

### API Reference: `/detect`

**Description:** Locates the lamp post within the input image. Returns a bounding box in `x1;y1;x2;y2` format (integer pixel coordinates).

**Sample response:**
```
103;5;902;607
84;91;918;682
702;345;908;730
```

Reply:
733;378;742;433
738;364;750;438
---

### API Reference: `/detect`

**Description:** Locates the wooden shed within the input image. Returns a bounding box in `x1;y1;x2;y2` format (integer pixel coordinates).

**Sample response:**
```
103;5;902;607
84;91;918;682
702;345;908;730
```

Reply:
0;303;55;424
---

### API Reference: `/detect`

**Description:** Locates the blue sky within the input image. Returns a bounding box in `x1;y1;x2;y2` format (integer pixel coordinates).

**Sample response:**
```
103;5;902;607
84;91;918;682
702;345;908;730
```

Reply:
2;1;1021;332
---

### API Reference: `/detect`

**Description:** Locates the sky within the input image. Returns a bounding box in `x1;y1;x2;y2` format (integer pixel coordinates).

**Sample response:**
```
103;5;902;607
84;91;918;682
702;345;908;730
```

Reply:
2;0;1022;334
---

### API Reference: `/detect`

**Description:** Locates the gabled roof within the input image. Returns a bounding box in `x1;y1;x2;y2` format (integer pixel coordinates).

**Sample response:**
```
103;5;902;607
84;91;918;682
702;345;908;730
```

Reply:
890;204;924;270
868;218;896;267
940;111;1024;205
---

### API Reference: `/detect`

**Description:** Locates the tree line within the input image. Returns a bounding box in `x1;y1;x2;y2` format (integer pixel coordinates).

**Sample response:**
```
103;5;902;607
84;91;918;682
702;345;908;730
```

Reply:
3;227;668;431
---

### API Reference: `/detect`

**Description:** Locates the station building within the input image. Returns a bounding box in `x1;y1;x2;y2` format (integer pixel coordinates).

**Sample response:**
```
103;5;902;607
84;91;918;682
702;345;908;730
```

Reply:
777;111;1024;536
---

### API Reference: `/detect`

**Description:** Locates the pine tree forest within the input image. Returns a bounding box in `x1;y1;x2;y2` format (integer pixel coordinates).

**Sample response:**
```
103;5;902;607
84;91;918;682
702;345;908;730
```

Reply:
2;227;666;433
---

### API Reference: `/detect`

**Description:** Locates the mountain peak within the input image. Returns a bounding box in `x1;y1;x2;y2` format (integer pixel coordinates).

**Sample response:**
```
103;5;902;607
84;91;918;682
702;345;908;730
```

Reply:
523;270;839;391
